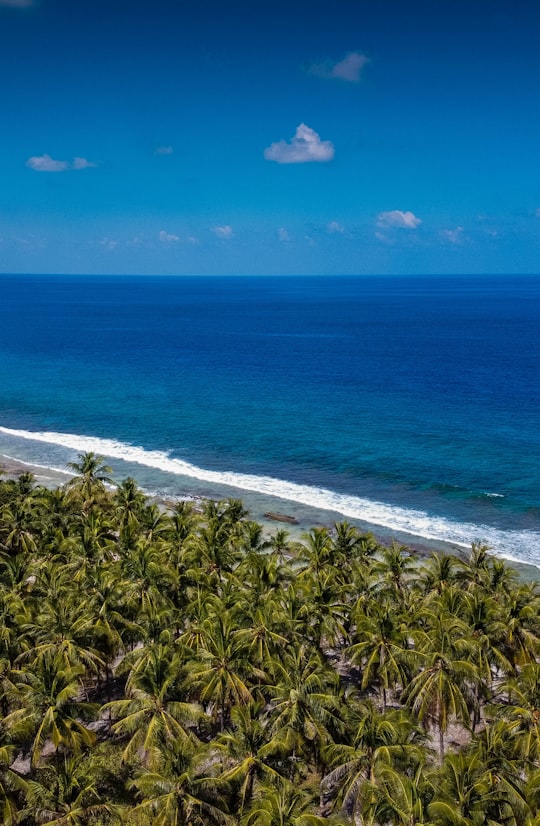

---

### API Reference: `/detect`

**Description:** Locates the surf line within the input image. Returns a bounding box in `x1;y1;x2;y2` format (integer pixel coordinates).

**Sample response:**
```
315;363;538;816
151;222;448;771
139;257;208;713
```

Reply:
0;425;538;559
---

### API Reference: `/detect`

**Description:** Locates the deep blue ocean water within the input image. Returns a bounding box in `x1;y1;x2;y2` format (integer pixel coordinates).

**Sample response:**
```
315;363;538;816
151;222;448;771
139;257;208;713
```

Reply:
0;274;539;563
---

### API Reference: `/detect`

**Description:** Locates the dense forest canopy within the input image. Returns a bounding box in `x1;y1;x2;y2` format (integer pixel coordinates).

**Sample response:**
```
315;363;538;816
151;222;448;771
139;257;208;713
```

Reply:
1;452;540;825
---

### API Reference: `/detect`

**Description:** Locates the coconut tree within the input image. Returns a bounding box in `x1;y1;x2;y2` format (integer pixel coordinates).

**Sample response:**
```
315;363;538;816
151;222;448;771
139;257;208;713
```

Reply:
233;600;291;678
348;599;412;712
492;584;540;673
22;753;119;825
242;781;328;826
113;477;147;547
184;612;263;732
467;720;531;826
6;657;97;768
496;662;540;765
17;590;105;678
428;751;490;826
372;543;416;604
130;738;233;826
66;453;113;512
297;528;339;579
403;614;478;760
418;553;463;597
214;701;289;816
103;643;201;769
322;701;427;823
0;739;27;826
267;645;344;778
369;763;432;826
298;569;350;655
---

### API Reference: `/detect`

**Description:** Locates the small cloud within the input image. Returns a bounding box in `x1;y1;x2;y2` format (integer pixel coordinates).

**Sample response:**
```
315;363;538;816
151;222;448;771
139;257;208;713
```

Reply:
26;153;96;172
375;231;394;245
278;227;290;242
159;230;180;243
264;123;334;164
155;145;173;155
72;156;96;170
377;210;422;229
440;226;465;244
186;235;200;245
310;51;370;83
327;221;344;234
99;237;118;250
211;225;234;239
26;154;69;172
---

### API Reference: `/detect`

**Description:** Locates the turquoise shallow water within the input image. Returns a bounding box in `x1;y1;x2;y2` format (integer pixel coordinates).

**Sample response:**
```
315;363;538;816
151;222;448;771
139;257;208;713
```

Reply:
0;274;539;562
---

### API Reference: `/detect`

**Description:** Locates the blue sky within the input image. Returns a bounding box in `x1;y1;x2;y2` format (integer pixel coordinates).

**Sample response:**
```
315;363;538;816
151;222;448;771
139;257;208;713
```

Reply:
1;0;539;275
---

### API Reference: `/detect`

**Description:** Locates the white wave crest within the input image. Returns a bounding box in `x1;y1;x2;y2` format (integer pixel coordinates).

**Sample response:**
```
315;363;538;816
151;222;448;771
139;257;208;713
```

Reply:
1;425;538;563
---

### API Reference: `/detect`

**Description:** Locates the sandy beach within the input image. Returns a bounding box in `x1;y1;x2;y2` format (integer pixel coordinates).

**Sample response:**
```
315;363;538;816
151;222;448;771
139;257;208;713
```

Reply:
3;451;538;583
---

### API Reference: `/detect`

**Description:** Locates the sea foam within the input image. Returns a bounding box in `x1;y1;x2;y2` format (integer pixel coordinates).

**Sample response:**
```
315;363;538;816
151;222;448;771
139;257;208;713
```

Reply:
1;425;538;565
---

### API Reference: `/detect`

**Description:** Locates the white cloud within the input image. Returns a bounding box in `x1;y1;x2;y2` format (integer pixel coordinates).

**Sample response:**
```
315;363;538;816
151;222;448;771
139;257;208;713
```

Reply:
186;235;200;245
159;230;180;243
99;237;118;250
155;145;173;155
377;210;422;229
211;225;234;239
26;153;96;172
278;227;290;242
72;156;96;170
440;226;465;244
327;221;344;234
310;51;370;83
26;154;69;172
265;124;334;164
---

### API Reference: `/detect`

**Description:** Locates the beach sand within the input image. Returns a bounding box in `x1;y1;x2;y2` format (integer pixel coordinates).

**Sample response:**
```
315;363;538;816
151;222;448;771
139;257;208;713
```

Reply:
2;452;538;583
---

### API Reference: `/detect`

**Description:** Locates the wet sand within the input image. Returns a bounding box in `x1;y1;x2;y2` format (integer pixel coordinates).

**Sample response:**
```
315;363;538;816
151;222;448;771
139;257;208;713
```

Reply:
2;452;538;582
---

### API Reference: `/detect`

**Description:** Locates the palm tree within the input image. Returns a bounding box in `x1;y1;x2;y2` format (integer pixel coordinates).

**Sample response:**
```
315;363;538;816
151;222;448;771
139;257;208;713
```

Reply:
6;657;97;767
267;646;344;778
215;701;288;816
403;614;478;760
493;584;540;673
131;738;233;826
349;600;412;712
0;490;42;556
184;612;262;732
17;590;105;677
22;753;119;825
242;781;328;826
467;720;531;826
104;643;201;768
114;477;147;546
0;740;27;826
428;751;490;826
372;543;416;603
496;662;540;764
370;763;431;826
297;528;339;579
66;452;113;511
418;553;463;596
322;701;427;823
234;600;291;678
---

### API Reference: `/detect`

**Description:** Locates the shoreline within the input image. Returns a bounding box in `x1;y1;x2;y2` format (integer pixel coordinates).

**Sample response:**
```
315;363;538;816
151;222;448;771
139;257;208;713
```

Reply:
3;451;539;583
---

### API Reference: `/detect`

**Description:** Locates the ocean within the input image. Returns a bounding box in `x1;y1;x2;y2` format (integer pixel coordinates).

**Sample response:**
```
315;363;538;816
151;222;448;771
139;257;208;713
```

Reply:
0;274;539;564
